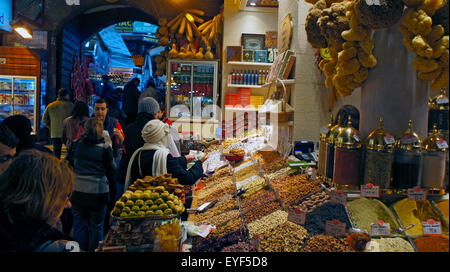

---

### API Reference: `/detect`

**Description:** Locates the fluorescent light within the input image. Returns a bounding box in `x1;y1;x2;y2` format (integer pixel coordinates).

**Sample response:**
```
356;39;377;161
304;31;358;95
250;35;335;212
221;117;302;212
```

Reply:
249;1;256;6
14;27;33;39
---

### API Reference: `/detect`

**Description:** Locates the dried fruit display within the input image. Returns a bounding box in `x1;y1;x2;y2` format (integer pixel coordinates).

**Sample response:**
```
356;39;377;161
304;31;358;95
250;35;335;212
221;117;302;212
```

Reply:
191;228;249;252
290;190;330;213
128;174;184;198
247;210;288;238
190;194;238;223
302;234;354;252
270;173;322;204
241;189;277;214
243;201;281;224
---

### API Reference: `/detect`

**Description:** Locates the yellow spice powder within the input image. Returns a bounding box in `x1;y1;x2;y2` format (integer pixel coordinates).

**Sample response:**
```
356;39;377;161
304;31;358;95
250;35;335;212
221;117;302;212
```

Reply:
436;200;449;221
393;199;448;236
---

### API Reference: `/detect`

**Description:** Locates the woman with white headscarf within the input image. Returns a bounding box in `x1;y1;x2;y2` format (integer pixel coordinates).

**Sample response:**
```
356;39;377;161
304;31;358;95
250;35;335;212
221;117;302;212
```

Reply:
124;119;207;190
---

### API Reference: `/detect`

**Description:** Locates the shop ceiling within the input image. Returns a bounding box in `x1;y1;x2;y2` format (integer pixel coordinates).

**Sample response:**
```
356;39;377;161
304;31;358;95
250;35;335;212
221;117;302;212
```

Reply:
13;0;223;36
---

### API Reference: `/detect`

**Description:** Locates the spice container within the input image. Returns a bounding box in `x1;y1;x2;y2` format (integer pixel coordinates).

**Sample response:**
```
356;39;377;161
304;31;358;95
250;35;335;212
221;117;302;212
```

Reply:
333;116;362;189
392;120;422;191
420;124;448;191
318;114;333;178
362;118;395;189
428;88;449;137
325;116;344;182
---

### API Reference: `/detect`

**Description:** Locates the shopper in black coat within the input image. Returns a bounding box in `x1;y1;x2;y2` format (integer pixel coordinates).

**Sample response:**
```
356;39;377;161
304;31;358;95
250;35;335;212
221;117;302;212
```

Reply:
124;119;207;190
122;78;141;125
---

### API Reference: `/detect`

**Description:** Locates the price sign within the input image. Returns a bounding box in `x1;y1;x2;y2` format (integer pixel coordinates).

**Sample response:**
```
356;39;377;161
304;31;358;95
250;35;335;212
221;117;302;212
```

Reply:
371;220;391;236
361;183;380;198
408;187;427;201
436;97;449;104
353;134;361;142
365;0;382;5
320;127;330;135
436;139;448;149
384;134;396;145
325;219;347;237
288;208;307;225
422;219;442;235
401;135;416;144
329;189;347;205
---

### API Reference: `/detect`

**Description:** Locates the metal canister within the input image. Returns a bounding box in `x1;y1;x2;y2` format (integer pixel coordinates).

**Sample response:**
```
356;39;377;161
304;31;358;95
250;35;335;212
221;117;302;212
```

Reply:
428;88;449;141
362;117;395;189
392;120;422;191
333;116;362;190
325;116;344;182
421;124;448;191
318;114;333;178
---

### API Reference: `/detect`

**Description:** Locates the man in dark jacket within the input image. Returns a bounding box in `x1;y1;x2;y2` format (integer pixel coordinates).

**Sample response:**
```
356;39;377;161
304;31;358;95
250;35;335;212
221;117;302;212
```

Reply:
118;97;162;185
99;75;115;100
122;78;141;125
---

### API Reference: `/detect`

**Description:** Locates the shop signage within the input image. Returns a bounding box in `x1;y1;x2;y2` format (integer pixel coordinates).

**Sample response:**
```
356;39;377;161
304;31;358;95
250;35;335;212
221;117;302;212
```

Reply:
0;0;12;32
371;220;391;236
325;219;346;237
360;183;380;198
115;21;134;33
287;208;307;225
407;187;427;201
329;189;347;205
422;219;442;235
436;97;449;104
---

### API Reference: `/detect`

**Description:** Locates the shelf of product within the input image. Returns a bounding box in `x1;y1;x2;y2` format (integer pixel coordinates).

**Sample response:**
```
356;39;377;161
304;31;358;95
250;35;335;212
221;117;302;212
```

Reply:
227;69;269;87
227;61;273;67
166;60;218;119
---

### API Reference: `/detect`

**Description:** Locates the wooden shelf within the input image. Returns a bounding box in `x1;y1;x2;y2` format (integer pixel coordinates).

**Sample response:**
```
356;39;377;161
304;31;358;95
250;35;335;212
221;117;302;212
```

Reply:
227;61;273;67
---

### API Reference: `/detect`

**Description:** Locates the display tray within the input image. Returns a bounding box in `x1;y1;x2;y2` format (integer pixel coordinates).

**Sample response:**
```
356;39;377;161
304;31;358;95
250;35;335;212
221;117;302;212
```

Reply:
111;210;184;221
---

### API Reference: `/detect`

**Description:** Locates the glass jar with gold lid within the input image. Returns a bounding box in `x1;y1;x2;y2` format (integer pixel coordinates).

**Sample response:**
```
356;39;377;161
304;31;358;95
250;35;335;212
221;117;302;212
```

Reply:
421;124;448;190
333;116;362;189
318;114;333;178
362;117;395;189
428;88;449;136
392;120;422;190
325;116;344;182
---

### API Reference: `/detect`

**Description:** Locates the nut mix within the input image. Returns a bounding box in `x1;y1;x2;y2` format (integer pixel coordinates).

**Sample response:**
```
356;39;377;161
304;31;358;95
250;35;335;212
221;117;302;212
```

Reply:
195;178;236;206
241;189;277;214
302;234;354;252
262;157;287;174
270;174;322;204
234;163;260;182
258;221;309;252
198;209;241;228
190;195;238;223
247;209;288;238
210;217;244;238
290;190;330;213
243;201;281;224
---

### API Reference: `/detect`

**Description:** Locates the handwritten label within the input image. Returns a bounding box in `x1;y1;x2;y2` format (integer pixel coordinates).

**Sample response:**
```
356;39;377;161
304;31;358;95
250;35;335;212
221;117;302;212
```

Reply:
361;183;380;198
371;220;391;236
329;190;347;205
436;139;448;149
422;220;442;235
365;0;382;5
288;208;307;225
436;97;449;104
408;187;427;201
384;134;396;145
325;219;347;237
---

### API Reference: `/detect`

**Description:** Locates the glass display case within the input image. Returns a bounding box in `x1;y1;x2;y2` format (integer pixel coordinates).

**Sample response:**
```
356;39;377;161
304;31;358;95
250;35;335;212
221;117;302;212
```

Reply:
0;76;37;131
166;60;218;120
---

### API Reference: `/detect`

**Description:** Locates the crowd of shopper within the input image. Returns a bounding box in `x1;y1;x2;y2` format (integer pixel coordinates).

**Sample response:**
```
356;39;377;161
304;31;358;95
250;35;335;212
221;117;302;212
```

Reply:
0;78;208;252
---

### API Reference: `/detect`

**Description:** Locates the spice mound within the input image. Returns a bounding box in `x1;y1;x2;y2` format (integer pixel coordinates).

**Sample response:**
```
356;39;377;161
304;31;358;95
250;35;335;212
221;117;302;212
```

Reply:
304;202;352;234
413;235;449;252
302;234;354;252
347;198;400;234
365;237;415;252
393;199;449;236
436;200;449;221
258;221;309;252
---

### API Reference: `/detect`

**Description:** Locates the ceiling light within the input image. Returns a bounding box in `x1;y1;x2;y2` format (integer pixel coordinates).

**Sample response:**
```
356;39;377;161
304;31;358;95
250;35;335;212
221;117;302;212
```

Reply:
14;27;33;39
249;1;257;6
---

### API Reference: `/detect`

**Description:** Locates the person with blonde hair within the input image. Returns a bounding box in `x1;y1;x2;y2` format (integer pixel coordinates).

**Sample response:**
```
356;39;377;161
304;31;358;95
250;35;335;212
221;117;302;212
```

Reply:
70;117;116;252
0;150;79;252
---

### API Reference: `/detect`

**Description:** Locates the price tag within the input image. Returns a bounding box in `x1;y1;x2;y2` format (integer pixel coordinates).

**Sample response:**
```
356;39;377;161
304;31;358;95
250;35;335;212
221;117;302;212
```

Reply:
422;219;442;235
436;139;448;149
288;208;307;225
436;97;449;104
384;134;396;145
325;219;347;237
371;220;391;236
353;134;361;142
361;183;380;198
408;187;427;201
329;189;347;205
320;48;331;60
320;127;330;135
402;135;416;144
365;0;382;5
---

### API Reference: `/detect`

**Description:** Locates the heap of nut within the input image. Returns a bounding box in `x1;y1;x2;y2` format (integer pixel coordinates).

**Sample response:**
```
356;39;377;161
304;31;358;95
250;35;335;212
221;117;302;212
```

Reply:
223;148;245;157
129;174;184;198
